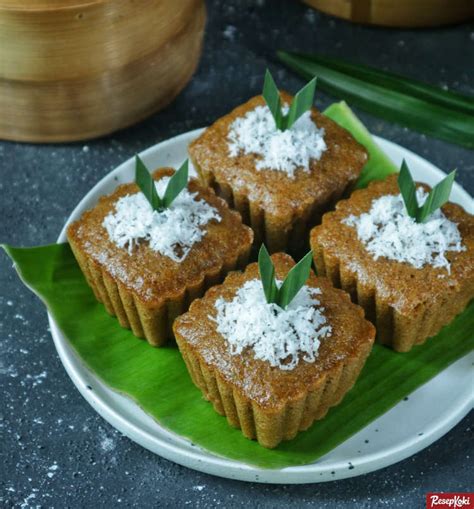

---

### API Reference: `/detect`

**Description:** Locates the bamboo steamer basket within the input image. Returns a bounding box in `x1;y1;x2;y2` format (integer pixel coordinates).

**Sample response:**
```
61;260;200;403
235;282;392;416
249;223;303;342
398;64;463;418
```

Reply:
0;0;206;142
304;0;474;27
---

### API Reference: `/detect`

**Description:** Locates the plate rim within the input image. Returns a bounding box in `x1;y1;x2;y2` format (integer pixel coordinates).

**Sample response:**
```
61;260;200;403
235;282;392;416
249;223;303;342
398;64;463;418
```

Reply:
48;129;473;484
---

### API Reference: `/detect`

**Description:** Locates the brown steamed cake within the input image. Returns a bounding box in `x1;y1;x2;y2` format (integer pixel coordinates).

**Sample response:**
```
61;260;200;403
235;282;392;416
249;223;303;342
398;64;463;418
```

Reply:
173;253;375;448
67;167;254;346
189;92;368;255
310;174;474;352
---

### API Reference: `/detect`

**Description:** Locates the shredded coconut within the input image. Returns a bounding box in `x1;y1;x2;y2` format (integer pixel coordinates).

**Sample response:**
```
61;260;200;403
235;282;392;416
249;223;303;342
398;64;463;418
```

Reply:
212;279;332;370
103;177;221;262
227;104;327;177
343;187;465;271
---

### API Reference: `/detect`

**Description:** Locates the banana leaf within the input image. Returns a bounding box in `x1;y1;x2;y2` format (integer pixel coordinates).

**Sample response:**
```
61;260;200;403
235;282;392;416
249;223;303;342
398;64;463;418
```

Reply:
4;103;473;469
278;51;474;149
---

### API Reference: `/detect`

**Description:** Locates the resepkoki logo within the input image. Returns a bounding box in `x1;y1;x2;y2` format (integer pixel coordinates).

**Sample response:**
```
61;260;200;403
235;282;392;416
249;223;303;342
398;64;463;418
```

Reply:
426;493;473;509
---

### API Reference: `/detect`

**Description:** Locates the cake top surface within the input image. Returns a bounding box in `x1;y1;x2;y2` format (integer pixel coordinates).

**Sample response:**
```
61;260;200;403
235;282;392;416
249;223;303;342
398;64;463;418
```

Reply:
343;187;465;272
103;175;221;262
67;168;253;304
311;175;474;313
189;93;367;216
227;105;327;178
213;278;332;371
173;253;375;409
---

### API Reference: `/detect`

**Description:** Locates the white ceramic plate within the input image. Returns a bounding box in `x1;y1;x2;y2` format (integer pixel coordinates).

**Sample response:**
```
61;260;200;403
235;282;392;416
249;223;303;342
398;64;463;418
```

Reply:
51;129;474;484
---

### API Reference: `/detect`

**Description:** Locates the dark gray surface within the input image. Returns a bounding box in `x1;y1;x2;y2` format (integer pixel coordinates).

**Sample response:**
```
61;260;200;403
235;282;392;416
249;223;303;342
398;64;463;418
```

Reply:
1;1;473;507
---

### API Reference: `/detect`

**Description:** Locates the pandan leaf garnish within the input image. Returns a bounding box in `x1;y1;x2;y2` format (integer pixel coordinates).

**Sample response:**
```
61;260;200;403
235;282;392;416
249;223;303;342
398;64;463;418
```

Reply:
262;69;317;131
135;155;189;212
398;160;456;223
258;245;314;309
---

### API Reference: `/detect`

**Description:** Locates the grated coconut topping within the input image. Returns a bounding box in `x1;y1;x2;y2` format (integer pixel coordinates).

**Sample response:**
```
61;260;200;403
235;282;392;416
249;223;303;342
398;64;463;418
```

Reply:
103;177;221;262
227;105;327;177
343;187;465;271
212;279;332;370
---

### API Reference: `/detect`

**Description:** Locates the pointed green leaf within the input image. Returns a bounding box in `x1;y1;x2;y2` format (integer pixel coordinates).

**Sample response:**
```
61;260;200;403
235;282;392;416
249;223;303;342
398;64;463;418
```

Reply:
417;170;456;223
262;69;283;130
286;77;317;129
278;250;313;309
135;155;163;211
258;244;279;305
163;160;189;208
397;160;419;219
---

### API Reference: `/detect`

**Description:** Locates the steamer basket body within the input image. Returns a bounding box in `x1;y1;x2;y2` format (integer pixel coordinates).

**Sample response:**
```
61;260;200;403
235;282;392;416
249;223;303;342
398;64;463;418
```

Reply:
0;0;206;142
304;0;474;27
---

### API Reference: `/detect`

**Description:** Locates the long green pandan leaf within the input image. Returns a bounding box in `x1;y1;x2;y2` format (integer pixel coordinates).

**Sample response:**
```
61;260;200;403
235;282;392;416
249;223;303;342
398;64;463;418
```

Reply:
4;104;473;469
288;53;474;115
277;51;474;149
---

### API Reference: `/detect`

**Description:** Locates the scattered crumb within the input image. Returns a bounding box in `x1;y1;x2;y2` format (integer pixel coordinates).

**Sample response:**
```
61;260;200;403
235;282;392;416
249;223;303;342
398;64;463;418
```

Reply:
20;492;37;509
47;464;59;479
223;25;237;41
305;8;316;23
101;436;115;452
99;428;116;453
26;371;47;388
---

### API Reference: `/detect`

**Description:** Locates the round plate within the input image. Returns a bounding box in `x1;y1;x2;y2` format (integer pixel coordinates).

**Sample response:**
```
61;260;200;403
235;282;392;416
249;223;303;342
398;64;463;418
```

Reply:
51;129;474;484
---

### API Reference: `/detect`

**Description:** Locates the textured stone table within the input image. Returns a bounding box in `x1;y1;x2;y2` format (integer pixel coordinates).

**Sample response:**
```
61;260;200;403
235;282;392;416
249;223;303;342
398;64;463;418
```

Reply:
1;1;472;507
